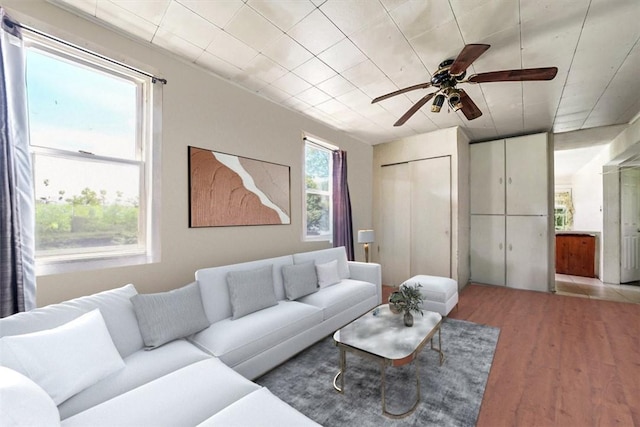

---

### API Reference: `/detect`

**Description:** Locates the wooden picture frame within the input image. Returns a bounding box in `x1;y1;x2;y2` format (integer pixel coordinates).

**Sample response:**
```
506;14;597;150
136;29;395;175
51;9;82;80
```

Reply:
188;146;291;227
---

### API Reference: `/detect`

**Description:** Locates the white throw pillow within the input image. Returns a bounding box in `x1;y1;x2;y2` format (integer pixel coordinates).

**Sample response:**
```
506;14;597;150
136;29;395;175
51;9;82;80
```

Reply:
0;366;60;426
316;260;341;288
0;309;125;405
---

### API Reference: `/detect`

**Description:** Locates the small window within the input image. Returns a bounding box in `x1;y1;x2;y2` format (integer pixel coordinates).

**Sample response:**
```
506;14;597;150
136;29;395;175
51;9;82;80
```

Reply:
554;190;574;231
25;34;161;274
304;138;334;241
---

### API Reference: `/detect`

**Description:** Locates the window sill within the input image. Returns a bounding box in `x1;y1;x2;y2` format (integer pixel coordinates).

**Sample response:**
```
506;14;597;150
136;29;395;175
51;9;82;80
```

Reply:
36;252;158;276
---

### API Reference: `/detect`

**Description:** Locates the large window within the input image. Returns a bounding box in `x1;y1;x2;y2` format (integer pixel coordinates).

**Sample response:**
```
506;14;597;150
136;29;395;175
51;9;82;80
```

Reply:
25;34;160;274
304;138;333;241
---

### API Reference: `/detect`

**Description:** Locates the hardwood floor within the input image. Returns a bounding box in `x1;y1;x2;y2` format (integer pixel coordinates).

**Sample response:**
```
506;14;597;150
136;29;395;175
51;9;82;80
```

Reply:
383;284;640;426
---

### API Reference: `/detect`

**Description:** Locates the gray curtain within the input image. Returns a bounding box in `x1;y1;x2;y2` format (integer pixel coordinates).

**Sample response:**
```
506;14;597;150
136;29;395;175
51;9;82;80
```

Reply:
0;8;36;317
332;150;354;261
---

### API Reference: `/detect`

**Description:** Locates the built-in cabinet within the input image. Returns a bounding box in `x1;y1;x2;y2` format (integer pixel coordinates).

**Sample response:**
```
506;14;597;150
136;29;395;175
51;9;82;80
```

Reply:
379;156;452;285
470;134;552;292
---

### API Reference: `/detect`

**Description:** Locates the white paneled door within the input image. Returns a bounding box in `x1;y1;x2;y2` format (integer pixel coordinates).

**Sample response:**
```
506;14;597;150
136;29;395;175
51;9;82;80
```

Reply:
379;162;411;286
621;167;640;283
506;215;549;292
410;156;451;278
505;134;548;216
470;215;506;286
379;156;452;286
470;140;505;215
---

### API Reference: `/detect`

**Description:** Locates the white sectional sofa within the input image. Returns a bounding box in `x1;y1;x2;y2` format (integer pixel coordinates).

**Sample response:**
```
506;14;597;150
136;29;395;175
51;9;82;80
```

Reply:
0;247;381;426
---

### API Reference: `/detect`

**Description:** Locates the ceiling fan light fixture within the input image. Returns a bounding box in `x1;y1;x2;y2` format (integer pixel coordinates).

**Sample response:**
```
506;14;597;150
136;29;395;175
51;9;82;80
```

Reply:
431;94;445;112
446;89;463;111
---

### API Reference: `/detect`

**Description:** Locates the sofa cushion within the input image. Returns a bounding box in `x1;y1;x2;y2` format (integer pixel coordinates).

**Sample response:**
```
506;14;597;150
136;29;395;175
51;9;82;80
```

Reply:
190;301;322;368
282;262;318;300
227;265;278;319
0;367;60;427
58;339;211;420
316;259;341;288
293;246;350;279
131;283;210;349
61;358;260;427
197;255;294;324
197;388;320;427
0;284;144;358
0;310;125;405
298;279;377;320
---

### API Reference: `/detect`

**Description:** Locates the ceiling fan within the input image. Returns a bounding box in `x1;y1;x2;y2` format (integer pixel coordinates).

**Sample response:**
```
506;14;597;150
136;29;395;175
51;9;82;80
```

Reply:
371;44;558;126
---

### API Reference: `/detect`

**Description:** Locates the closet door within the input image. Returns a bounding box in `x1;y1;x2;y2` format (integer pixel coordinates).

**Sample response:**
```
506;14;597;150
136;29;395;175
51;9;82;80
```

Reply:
506;215;549;291
506;134;548;215
470;215;506;286
410;156;451;278
379;163;410;285
470;140;505;215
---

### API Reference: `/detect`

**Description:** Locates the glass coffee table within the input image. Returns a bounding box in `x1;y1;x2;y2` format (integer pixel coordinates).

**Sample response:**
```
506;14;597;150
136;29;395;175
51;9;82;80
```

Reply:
333;304;445;418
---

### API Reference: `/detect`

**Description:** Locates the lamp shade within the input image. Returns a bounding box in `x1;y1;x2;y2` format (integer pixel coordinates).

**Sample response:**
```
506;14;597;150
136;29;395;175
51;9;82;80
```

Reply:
357;229;375;244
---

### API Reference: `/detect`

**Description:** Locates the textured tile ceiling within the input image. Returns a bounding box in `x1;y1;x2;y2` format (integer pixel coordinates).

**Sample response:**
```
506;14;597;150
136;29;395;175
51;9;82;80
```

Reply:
52;0;640;144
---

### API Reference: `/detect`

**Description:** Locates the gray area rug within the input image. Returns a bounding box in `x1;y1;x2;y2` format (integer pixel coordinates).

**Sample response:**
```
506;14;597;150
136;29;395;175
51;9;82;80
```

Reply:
256;318;500;426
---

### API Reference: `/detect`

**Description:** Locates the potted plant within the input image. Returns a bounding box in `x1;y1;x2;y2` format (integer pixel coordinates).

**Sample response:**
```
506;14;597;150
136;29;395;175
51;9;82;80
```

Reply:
388;283;424;326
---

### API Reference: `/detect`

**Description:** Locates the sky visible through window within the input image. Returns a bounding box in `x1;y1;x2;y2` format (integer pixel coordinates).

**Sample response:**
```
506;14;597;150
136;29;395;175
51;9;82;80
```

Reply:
27;48;139;204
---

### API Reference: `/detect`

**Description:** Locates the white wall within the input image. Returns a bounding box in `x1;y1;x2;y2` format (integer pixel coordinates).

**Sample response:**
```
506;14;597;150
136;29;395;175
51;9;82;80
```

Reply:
5;1;374;306
571;147;608;232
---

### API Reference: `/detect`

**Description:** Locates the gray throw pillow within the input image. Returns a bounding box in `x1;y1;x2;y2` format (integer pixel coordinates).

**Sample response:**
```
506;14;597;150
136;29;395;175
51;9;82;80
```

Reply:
227;265;278;320
282;262;318;301
130;283;210;349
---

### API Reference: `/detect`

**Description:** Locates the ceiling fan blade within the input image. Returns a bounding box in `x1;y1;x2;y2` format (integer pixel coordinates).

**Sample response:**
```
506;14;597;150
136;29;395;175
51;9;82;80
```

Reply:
449;44;491;76
394;92;437;126
371;82;432;104
468;67;558;83
458;89;483;120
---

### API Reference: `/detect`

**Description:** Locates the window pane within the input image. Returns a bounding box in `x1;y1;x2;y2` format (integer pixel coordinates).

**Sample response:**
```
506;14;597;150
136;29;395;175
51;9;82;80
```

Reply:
26;48;138;159
305;145;330;192
306;193;331;236
34;155;141;255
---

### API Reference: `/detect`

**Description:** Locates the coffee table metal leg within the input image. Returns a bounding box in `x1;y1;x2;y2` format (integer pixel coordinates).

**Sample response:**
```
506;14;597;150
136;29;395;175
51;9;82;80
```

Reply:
381;360;420;419
430;326;446;365
333;348;346;393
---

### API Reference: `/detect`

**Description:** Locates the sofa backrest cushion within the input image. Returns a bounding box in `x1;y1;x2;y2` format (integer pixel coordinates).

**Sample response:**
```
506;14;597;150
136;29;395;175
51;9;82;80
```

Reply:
282;262;318;300
227;265;278;319
293;247;350;280
130;283;210;349
0;309;126;405
196;255;293;324
0;284;144;358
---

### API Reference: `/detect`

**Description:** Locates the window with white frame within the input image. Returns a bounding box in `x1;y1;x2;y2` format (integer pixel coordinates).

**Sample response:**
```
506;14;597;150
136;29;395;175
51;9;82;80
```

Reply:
24;33;161;274
304;138;333;241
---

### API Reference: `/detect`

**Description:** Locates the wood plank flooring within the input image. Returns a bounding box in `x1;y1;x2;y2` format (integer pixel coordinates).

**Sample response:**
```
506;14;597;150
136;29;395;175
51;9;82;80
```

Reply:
382;284;640;426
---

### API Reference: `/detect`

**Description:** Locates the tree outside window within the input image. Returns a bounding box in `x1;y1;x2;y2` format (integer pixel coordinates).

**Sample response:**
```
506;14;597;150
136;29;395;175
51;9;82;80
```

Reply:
304;141;332;240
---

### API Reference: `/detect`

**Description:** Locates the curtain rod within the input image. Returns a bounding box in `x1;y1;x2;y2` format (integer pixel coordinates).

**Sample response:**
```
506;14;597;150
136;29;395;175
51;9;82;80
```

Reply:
4;16;167;85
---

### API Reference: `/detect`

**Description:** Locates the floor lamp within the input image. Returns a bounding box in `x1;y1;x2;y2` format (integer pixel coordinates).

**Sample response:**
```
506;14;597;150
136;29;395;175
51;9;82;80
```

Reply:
358;230;375;263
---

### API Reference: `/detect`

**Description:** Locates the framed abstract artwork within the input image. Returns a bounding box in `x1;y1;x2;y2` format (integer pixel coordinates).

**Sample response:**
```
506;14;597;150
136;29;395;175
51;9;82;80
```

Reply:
188;146;291;227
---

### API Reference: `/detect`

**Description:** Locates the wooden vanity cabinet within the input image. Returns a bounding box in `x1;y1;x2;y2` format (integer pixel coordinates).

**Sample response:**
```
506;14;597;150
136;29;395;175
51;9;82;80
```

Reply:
555;234;596;278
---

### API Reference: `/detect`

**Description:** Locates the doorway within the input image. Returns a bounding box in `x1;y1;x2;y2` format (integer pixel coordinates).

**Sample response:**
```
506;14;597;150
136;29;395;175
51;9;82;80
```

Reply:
620;166;640;284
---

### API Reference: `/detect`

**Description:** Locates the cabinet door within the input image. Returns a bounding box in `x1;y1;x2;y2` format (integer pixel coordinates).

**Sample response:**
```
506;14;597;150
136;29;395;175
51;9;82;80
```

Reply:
470;140;505;215
470;215;506;286
410;156;451;278
379;163;411;285
506;215;549;291
505;134;548;215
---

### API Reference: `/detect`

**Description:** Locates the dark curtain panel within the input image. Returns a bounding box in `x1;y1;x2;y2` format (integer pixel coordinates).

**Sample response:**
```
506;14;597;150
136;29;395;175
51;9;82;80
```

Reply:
1;9;36;317
332;150;354;261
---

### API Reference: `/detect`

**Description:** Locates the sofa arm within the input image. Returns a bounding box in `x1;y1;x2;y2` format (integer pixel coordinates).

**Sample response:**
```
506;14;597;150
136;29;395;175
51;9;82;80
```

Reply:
348;262;382;304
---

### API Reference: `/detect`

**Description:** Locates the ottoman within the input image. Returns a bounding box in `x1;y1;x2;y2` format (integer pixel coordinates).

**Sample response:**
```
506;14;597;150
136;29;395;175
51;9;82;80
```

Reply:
402;275;459;316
